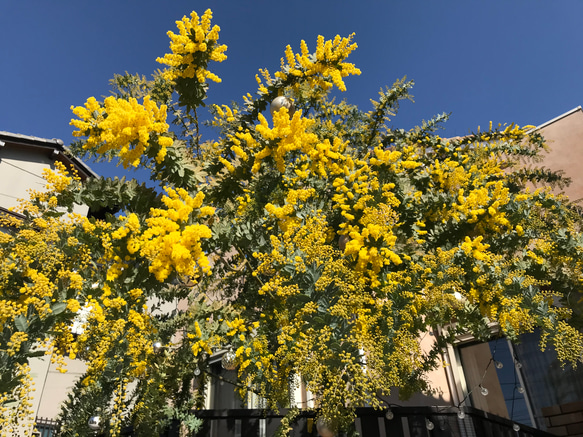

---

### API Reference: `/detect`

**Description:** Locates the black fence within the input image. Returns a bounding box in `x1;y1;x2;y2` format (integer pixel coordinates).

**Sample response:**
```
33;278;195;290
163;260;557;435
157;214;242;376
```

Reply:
187;406;555;437
35;406;555;437
34;417;60;437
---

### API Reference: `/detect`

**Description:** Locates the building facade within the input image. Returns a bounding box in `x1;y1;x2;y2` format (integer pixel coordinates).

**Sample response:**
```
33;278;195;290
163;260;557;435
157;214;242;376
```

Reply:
437;108;583;436
0;131;96;422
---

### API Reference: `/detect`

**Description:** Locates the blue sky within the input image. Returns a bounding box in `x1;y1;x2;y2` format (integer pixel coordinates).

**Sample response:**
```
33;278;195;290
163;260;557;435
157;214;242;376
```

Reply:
2;1;583;179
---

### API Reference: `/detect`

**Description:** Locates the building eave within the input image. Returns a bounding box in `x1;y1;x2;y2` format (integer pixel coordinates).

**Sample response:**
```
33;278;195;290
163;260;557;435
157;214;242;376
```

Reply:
0;131;98;180
528;106;583;133
0;205;25;221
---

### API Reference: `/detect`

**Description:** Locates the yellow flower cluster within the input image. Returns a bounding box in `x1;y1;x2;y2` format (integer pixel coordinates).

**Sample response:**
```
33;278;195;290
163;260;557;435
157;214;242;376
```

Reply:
550;321;583;363
251;214;420;420
111;213;141;248
110;378;129;436
21;161;80;209
255;215;358;302
497;296;534;333
156;9;227;83
264;188;316;231
0;364;35;436
343;203;402;282
76;298;154;386
236;190;252;216
0;214;89;327
43;161;78;193
140;187;213;281
224;109;349;181
252;111;318;173
212;104;238;127
226;317;247;336
451;181;511;231
460;236;491;261
6;331;28;357
370;146;422;173
188;320;219;357
71;95;173;168
271;34;361;92
0;164;100;427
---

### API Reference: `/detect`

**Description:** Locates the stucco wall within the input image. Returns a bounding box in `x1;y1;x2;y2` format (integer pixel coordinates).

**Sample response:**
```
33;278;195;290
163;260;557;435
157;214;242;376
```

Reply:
30;356;87;419
0;146;89;215
537;108;583;202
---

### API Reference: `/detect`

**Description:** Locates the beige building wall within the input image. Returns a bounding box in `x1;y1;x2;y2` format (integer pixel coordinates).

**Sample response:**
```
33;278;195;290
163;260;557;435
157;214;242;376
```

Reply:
536;106;583;201
30;357;87;419
0;132;94;214
0;132;95;421
0;143;89;216
379;330;454;408
0;147;53;209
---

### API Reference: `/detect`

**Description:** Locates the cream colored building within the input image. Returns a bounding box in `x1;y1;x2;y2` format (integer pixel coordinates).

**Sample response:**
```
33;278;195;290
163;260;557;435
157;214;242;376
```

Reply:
532;106;583;202
0;131;96;421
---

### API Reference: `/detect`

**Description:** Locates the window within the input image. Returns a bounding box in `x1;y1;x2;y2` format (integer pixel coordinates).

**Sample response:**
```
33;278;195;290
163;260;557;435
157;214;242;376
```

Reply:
458;330;583;431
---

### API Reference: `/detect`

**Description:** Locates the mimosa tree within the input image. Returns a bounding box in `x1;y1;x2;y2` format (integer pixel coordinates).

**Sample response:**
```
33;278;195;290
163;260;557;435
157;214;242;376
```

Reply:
1;8;582;437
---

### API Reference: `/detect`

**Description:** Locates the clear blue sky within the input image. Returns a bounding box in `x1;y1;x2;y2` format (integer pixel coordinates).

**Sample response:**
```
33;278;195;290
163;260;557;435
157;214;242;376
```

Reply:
2;1;583;179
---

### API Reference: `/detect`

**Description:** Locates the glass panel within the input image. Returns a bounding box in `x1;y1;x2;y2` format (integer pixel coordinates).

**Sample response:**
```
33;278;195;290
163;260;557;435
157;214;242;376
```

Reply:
459;339;532;427
487;339;531;426
209;363;246;409
514;329;583;430
459;330;583;431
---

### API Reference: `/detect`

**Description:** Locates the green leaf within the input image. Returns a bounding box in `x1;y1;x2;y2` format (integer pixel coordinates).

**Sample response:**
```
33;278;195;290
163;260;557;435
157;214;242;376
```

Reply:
52;302;68;315
14;315;28;333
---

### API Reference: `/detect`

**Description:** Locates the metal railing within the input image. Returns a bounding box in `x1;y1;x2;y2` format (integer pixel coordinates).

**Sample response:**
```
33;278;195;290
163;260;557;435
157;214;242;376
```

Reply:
185;406;555;437
36;406;554;436
34;417;60;437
